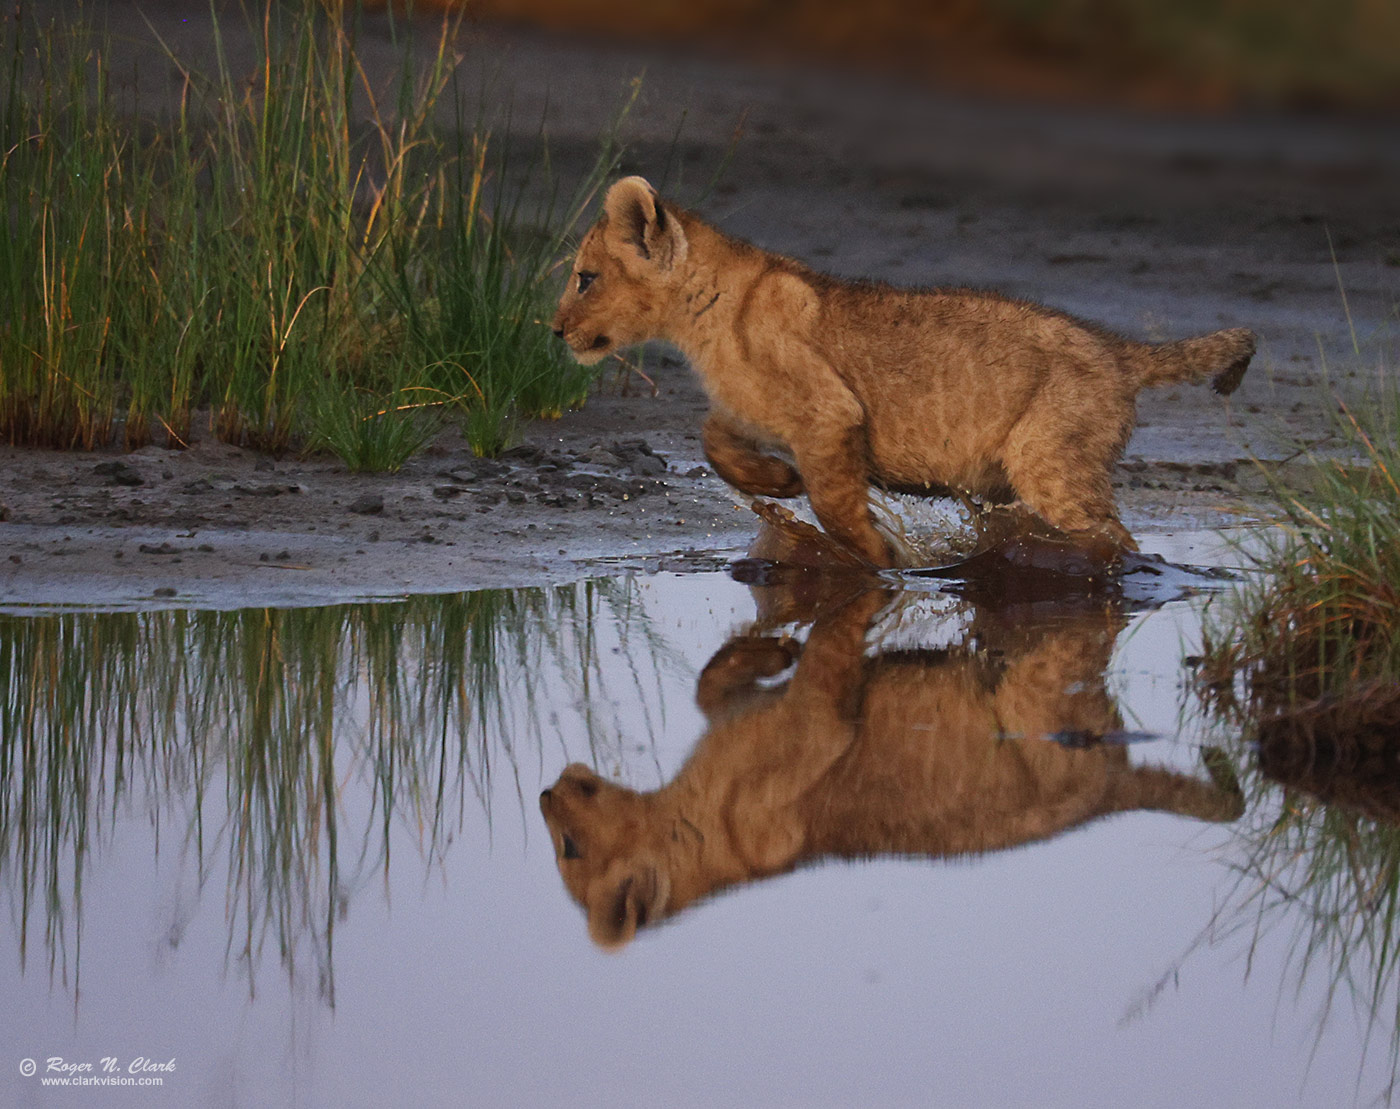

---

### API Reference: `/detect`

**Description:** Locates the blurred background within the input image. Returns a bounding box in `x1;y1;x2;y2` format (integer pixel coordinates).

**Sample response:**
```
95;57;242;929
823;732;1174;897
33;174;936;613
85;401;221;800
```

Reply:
406;0;1400;112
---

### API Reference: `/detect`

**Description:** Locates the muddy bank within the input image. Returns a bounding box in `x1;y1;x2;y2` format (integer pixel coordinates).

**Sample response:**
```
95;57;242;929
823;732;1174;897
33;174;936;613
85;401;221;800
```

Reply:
0;377;755;608
3;7;1399;607
0;366;1295;609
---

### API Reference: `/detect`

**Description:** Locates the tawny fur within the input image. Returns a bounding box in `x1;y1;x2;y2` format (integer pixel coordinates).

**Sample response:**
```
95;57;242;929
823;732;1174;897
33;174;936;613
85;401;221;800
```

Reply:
552;176;1256;567
539;590;1244;948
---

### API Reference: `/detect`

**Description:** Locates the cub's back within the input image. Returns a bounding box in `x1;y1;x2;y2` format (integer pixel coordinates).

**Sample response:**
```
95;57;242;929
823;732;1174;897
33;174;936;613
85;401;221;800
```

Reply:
799;647;1128;858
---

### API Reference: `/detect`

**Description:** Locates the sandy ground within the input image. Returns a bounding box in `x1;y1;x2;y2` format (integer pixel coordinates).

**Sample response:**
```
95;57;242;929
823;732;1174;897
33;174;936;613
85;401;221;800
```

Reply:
3;4;1399;608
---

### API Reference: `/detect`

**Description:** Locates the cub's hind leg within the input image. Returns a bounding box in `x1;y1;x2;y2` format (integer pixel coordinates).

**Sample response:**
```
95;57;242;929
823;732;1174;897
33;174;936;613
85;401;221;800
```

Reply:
1001;407;1137;555
703;414;804;498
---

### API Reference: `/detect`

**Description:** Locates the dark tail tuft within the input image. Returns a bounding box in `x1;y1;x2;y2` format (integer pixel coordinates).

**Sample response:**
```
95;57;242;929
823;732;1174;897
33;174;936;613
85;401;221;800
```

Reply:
1210;339;1253;396
1135;327;1255;395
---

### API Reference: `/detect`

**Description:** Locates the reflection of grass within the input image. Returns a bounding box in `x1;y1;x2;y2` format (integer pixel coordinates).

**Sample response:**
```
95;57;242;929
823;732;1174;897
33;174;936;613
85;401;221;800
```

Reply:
0;3;625;461
0;581;678;1003
1155;743;1400;1103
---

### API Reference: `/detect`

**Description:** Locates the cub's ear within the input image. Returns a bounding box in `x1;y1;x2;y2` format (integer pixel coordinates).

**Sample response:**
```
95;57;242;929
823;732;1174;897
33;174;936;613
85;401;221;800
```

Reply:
587;857;670;950
603;176;687;270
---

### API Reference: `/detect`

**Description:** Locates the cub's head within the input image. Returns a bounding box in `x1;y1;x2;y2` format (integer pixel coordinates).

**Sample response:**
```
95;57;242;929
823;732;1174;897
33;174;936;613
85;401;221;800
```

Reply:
551;176;689;365
539;761;673;949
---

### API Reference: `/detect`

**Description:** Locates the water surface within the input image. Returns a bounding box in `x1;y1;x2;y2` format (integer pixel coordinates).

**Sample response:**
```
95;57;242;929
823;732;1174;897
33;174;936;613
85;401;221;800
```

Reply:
1;556;1395;1106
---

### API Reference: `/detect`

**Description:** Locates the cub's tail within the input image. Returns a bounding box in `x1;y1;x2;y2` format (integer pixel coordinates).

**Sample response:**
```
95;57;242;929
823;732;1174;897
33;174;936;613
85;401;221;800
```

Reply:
1131;327;1255;396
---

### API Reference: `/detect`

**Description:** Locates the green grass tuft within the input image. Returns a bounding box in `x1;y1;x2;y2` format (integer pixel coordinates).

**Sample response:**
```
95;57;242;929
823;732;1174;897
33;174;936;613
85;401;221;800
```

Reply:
1198;374;1400;716
0;1;628;465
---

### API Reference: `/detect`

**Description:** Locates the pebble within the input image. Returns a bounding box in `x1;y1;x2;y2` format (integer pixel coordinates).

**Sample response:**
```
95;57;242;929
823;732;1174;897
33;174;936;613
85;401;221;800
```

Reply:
442;457;508;481
581;448;623;467
93;460;144;486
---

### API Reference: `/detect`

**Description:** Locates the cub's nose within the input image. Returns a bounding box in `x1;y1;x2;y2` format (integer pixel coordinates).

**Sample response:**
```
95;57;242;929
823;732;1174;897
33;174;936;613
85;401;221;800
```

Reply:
551;327;565;339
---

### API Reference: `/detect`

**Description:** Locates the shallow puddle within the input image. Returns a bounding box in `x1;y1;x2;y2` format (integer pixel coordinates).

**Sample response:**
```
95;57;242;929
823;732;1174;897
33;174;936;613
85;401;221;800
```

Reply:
2;543;1397;1106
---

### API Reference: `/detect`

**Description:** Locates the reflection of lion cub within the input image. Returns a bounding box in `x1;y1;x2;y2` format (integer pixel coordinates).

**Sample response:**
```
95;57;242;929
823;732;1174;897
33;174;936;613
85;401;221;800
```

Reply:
539;591;1244;947
551;176;1254;566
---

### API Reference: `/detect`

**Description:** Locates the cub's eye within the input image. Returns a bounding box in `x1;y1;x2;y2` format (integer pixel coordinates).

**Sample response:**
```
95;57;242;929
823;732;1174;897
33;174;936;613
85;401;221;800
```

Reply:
561;834;582;861
576;270;598;295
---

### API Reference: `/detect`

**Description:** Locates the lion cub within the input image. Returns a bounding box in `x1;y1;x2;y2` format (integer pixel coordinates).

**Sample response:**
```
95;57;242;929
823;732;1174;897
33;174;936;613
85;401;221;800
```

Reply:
552;176;1255;566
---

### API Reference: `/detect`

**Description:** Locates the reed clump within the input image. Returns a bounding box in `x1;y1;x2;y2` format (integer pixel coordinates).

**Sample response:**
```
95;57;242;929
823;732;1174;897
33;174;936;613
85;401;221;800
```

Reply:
0;1;624;465
1198;370;1400;725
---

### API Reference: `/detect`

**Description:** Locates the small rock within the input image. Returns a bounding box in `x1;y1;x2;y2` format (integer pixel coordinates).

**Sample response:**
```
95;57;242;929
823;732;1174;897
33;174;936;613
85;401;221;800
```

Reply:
581;448;623;468
93;460;143;486
560;472;607;492
629;454;666;477
441;457;507;481
153;586;177;598
138;542;179;555
349;494;384;515
433;485;464;499
613;437;655;458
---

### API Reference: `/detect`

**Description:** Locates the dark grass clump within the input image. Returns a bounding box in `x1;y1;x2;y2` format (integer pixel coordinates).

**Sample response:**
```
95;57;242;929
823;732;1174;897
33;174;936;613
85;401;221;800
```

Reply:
1198;384;1400;731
